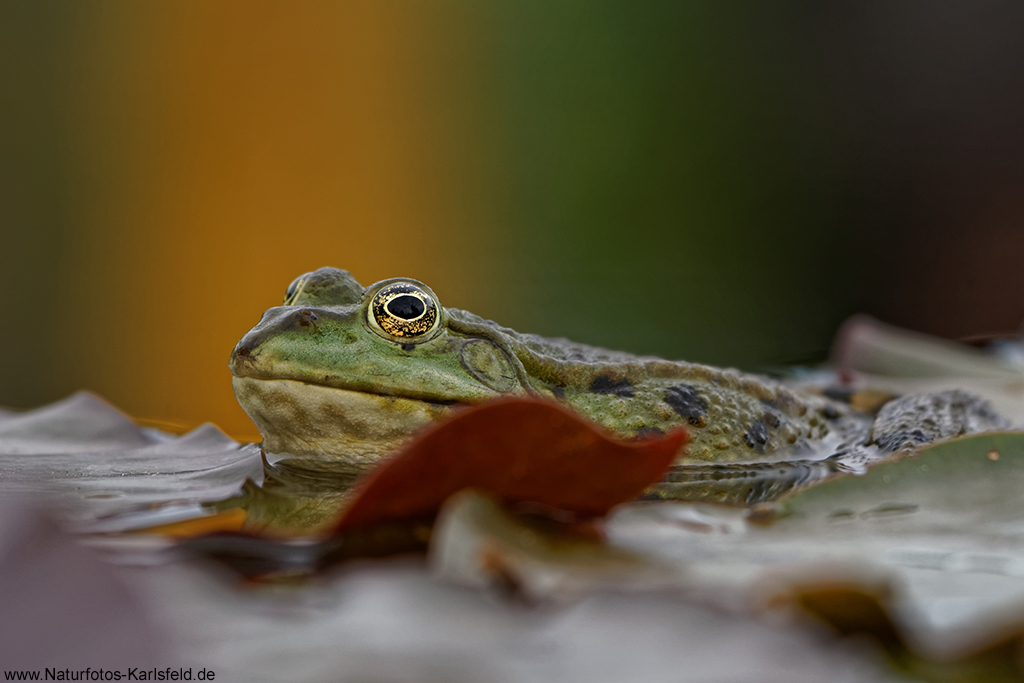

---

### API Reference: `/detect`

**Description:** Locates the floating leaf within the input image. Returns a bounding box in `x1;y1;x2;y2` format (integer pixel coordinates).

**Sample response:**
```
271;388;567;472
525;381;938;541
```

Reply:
831;315;1024;423
780;431;1024;524
0;395;263;531
768;577;1024;683
335;397;687;532
0;391;152;454
431;489;680;605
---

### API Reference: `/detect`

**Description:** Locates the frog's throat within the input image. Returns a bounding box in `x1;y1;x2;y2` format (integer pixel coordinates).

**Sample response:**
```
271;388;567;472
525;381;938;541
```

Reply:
231;376;453;466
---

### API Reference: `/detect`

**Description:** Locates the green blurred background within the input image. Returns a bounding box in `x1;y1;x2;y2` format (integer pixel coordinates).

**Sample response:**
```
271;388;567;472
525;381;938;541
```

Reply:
2;1;1023;438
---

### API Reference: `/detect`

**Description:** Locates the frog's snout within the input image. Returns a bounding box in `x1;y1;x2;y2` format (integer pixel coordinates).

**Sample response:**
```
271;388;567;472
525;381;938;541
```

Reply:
229;334;261;375
229;306;332;377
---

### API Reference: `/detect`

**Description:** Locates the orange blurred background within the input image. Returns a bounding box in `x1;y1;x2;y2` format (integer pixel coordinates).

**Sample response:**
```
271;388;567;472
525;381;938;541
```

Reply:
4;2;507;438
3;2;1024;439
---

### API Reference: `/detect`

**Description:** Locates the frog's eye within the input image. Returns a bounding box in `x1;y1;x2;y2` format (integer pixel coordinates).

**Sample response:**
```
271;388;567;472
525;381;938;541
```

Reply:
283;275;307;305
368;282;440;341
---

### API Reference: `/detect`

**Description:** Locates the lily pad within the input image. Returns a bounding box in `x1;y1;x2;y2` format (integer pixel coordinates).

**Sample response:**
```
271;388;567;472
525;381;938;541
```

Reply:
431;489;681;605
829;315;1024;423
780;431;1024;525
0;393;263;530
0;392;154;454
774;579;1024;683
611;430;1024;660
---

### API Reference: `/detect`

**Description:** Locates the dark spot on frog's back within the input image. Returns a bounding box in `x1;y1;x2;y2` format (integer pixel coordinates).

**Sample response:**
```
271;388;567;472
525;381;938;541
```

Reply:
589;375;635;398
744;419;770;453
664;384;709;427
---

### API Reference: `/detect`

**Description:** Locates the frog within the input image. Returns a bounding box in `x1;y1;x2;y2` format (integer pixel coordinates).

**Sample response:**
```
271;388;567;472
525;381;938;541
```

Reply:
229;267;1010;502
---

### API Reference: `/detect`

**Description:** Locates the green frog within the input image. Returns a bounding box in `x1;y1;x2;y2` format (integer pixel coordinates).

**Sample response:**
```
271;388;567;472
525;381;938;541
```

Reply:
229;268;1008;502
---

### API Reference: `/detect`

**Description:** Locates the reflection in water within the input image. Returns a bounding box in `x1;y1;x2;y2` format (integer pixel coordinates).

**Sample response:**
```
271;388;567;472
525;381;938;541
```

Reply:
225;454;362;537
649;460;843;506
645;439;887;507
230;440;888;536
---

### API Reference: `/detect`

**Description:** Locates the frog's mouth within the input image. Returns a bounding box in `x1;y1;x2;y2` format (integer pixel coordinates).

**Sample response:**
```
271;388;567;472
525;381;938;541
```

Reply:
231;376;455;465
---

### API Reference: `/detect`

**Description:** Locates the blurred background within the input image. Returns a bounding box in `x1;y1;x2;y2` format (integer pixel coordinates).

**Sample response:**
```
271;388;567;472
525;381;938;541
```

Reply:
1;1;1023;438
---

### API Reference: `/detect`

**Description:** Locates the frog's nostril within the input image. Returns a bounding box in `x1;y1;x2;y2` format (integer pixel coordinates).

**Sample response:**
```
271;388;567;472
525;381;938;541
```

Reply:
230;339;260;372
295;308;320;328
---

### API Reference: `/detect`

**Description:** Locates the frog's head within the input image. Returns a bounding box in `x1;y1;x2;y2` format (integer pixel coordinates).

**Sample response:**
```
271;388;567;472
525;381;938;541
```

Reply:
229;267;527;464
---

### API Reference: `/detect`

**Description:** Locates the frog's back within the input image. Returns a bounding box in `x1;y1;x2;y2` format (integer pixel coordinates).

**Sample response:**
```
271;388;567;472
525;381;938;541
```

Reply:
447;309;856;463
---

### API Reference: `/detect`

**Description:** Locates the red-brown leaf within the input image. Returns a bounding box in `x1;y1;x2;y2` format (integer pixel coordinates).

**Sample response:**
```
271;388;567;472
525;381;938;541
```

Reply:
334;397;687;533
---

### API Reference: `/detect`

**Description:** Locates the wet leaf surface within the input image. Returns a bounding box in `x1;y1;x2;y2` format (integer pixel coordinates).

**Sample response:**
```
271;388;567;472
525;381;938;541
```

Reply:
780;431;1024;526
129;560;901;683
782;581;1024;683
611;430;1024;682
430;489;681;605
0;392;263;532
0;392;153;454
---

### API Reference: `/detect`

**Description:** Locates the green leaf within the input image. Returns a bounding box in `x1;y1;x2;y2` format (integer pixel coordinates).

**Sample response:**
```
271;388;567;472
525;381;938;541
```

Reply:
781;431;1024;527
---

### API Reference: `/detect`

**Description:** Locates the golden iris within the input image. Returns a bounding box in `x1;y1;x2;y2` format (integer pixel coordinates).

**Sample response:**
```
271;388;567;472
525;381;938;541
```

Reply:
369;283;439;339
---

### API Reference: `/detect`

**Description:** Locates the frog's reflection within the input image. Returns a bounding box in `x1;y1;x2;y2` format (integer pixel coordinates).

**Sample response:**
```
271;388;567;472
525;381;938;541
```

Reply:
224;446;848;538
224;453;361;536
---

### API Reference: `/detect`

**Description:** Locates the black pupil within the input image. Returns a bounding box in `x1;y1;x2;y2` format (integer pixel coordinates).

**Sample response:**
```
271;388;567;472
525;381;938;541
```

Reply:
388;294;425;320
